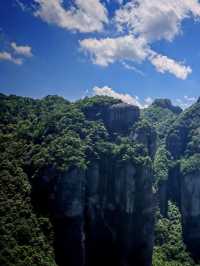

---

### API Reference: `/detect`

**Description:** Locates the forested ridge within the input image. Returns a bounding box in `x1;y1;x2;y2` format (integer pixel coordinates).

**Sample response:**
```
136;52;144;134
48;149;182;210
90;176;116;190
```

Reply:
0;93;200;266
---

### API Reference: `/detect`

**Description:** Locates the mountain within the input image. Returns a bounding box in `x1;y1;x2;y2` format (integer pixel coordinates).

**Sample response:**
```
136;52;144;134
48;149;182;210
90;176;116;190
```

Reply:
144;99;200;266
166;98;200;261
0;93;200;266
142;98;182;143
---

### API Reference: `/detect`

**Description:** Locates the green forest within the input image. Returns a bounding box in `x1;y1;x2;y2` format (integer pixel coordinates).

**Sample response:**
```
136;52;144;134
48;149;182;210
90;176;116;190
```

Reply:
1;93;200;266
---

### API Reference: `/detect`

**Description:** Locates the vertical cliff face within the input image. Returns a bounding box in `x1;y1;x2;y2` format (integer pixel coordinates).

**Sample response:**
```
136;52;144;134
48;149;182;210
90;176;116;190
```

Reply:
105;103;140;134
166;100;200;260
142;98;182;144
142;99;182;218
47;102;155;266
181;170;200;260
81;100;140;135
52;168;85;266
51;161;154;266
84;161;154;266
143;99;200;264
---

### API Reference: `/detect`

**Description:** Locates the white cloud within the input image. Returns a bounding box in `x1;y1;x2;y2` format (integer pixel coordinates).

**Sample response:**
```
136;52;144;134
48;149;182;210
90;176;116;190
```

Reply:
93;86;197;110
149;52;192;80
34;0;108;33
27;0;199;79
80;34;191;79
0;52;23;65
93;85;152;108
174;95;197;109
11;42;33;57
80;0;200;79
115;0;200;42
0;41;33;65
80;35;148;66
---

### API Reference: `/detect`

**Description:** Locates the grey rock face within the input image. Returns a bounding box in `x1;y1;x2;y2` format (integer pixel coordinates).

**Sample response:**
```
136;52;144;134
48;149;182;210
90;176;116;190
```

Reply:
157;180;168;217
83;102;140;134
105;103;140;133
51;161;154;266
164;101;200;260
152;99;182;114
181;171;200;259
55;168;85;218
52;168;85;266
130;123;157;158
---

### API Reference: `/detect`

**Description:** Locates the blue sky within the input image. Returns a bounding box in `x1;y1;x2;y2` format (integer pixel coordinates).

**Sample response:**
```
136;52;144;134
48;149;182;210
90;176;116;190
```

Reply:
0;0;200;108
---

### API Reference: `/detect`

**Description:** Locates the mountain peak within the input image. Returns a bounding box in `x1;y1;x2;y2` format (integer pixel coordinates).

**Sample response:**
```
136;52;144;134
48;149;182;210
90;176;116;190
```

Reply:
152;98;182;114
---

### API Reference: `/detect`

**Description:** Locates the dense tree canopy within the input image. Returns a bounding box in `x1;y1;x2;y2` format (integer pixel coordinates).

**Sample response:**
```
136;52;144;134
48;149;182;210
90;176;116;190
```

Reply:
0;93;199;266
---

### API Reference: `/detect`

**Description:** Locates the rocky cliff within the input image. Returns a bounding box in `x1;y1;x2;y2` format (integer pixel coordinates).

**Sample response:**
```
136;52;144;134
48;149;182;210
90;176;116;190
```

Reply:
144;98;200;263
1;94;200;266
166;100;200;260
48;101;155;266
51;161;154;266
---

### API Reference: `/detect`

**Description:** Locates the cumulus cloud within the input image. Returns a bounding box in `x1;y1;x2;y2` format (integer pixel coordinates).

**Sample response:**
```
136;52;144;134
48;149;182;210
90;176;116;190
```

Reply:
80;35;148;66
115;0;200;42
80;0;200;79
0;52;23;65
33;0;108;33
0;41;33;65
81;35;191;79
28;0;199;79
149;52;192;80
93;86;152;108
11;42;33;57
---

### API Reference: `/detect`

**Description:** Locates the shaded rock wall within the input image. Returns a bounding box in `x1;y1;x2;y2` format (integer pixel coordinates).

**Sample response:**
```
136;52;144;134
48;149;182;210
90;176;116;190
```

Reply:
83;101;140;134
181;171;200;260
31;101;155;266
105;103;140;134
163;101;200;260
50;160;154;266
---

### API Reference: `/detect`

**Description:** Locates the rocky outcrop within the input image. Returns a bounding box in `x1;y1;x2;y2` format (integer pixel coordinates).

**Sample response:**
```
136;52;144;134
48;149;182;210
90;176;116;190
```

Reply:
105;103;140;134
130;121;157;158
83;101;140;134
152;99;182;114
